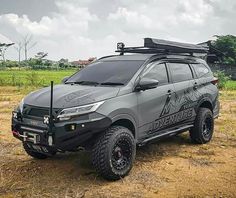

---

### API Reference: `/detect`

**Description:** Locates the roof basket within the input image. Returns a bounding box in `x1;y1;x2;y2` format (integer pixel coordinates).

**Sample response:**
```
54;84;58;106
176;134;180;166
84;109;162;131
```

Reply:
116;38;209;55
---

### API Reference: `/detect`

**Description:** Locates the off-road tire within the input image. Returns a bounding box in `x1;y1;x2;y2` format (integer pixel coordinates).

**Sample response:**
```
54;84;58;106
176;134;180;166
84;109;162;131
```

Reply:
23;143;54;159
190;107;214;144
92;126;136;180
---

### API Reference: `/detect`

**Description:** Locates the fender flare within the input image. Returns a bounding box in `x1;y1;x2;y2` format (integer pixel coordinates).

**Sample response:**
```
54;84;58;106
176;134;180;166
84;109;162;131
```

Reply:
111;113;138;139
197;97;213;112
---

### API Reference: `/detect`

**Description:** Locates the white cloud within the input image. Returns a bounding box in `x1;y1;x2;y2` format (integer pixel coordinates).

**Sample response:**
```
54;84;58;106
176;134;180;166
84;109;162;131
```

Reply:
0;0;235;61
177;0;213;25
108;7;153;30
0;32;13;43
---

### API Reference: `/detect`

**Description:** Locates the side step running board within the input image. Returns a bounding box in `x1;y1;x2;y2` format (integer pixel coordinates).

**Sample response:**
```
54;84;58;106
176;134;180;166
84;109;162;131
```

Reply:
138;124;193;146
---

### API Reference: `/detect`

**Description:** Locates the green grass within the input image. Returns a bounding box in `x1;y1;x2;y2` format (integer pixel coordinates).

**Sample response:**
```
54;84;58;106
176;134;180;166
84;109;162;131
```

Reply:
0;69;235;90
0;69;76;87
224;80;236;90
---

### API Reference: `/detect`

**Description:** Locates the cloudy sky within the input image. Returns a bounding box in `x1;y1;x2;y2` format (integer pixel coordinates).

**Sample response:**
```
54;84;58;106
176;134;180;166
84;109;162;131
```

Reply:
0;0;235;61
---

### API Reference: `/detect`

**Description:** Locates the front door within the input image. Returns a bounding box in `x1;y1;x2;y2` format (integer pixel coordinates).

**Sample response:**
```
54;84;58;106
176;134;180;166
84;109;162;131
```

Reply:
136;62;175;140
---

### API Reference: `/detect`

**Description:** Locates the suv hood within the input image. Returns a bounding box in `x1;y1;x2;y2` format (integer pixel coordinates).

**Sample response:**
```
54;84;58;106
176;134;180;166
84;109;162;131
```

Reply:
24;84;120;109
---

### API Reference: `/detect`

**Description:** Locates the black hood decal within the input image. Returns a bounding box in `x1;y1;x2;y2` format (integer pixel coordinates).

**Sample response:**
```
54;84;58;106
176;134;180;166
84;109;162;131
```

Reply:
24;84;120;108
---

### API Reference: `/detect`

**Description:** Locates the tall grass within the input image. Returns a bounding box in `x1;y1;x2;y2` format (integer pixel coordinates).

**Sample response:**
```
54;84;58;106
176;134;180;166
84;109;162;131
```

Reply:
224;80;236;90
0;69;235;90
0;70;76;87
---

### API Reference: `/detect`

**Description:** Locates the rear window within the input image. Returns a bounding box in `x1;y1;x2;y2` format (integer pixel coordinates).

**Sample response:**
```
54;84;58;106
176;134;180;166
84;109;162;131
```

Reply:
66;60;144;85
168;63;193;82
192;64;210;78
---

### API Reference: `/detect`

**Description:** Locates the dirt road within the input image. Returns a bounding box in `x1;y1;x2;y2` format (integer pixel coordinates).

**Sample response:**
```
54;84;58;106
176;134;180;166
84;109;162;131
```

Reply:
0;87;236;198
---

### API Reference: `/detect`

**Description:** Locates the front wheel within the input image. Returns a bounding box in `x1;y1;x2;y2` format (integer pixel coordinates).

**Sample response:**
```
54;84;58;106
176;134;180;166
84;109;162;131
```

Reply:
92;126;136;180
190;108;214;144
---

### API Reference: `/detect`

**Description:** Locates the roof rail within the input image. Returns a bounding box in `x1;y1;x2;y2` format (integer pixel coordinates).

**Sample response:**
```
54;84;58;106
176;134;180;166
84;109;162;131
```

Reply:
116;38;209;55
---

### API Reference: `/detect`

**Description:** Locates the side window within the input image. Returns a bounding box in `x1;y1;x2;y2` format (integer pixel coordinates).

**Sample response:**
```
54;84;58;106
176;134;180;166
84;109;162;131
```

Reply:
142;63;169;85
169;63;193;82
192;64;210;78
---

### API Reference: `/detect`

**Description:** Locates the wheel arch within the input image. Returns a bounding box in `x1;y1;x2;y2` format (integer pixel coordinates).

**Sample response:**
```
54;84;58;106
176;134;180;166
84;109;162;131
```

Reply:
198;98;213;112
111;114;137;139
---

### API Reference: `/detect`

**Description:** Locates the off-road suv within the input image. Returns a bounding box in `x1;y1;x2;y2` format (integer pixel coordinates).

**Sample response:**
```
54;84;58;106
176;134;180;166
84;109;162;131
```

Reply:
12;38;220;180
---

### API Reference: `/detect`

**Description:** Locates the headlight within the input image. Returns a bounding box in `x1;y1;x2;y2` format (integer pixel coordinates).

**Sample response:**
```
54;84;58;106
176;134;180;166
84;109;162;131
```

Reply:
15;99;24;113
57;101;104;120
19;99;24;113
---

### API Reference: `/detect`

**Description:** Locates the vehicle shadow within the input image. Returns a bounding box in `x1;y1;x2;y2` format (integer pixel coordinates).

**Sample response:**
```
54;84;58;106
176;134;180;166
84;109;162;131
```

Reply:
136;133;192;162
1;132;194;185
45;132;193;179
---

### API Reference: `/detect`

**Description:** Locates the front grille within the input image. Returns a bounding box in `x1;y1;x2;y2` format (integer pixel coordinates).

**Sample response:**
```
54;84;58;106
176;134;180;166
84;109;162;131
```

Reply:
23;105;60;118
28;108;49;117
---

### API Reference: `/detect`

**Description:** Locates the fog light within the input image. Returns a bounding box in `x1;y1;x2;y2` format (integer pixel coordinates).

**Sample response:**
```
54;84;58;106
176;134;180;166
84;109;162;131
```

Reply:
65;124;76;131
70;124;76;130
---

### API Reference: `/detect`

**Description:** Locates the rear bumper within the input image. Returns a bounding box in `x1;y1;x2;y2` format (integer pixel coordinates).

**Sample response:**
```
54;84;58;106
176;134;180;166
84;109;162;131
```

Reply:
12;112;112;151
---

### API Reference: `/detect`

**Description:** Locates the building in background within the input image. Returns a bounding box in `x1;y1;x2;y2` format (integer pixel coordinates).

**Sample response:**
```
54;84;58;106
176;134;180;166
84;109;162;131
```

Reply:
71;57;97;68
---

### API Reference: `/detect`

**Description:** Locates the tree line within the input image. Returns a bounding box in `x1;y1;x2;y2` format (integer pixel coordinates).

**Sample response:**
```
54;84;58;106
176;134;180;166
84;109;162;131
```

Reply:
0;34;236;69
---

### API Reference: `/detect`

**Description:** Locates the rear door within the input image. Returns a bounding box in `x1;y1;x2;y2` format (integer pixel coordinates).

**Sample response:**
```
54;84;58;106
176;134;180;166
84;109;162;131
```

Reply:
191;63;219;117
167;62;198;125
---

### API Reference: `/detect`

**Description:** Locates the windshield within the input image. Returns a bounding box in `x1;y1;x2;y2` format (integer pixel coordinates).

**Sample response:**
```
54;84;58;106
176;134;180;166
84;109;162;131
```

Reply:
66;60;144;85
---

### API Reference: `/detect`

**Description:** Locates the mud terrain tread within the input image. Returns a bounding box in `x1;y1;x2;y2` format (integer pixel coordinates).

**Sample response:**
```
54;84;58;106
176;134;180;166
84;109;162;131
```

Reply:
190;107;214;144
92;126;135;180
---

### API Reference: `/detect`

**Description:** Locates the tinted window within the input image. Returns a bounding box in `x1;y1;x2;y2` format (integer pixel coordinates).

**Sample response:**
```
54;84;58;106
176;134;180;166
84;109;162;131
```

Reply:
192;64;210;78
142;63;168;85
66;60;144;85
169;63;193;82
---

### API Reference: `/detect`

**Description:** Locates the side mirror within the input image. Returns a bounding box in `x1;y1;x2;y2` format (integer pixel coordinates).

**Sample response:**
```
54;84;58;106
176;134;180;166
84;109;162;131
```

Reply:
62;76;69;84
135;78;159;91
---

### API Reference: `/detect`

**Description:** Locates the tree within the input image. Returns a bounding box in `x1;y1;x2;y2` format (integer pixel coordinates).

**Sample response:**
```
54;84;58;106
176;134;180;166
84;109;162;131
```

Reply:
0;43;14;62
14;41;23;63
35;52;48;59
212;35;236;64
22;34;37;60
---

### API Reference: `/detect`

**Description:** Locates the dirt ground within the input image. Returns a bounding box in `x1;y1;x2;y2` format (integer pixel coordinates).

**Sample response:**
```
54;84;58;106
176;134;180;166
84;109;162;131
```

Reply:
0;86;236;198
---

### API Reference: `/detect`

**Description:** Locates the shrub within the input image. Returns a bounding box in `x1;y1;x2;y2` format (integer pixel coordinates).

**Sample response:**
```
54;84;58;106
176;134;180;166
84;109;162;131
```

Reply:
26;71;39;86
214;70;231;89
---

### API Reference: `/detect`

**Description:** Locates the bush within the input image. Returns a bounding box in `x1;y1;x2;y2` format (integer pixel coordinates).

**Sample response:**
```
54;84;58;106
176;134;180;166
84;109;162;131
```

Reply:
214;70;231;89
26;71;39;86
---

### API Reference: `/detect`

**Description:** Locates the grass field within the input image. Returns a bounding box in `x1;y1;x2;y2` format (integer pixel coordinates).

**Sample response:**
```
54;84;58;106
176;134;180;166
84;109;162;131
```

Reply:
225;80;236;90
0;87;235;197
0;69;236;197
0;69;236;90
0;69;76;87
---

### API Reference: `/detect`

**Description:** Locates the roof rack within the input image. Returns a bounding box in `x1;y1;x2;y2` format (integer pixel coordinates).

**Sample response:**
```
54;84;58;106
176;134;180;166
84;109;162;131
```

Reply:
116;38;209;56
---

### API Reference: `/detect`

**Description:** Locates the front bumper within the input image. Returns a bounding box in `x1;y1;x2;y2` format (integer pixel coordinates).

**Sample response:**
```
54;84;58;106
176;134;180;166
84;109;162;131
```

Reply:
12;112;112;151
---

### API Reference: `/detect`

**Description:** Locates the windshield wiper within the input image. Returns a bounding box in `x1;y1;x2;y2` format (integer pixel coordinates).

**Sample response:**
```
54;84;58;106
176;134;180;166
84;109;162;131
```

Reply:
67;81;99;86
100;82;124;86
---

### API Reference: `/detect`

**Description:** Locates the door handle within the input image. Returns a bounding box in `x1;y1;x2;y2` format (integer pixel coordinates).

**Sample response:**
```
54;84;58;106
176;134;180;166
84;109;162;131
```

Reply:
193;82;198;90
167;90;172;97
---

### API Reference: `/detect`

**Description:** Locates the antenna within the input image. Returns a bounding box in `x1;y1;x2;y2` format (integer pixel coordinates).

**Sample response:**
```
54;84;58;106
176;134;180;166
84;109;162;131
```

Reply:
48;81;54;146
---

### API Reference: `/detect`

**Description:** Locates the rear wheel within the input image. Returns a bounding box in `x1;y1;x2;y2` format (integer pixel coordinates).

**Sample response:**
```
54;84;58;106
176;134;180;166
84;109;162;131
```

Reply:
190;108;214;144
23;143;56;159
92;126;136;180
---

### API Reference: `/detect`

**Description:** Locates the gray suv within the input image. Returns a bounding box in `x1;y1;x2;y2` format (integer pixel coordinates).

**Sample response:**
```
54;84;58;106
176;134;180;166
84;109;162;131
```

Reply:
12;38;220;180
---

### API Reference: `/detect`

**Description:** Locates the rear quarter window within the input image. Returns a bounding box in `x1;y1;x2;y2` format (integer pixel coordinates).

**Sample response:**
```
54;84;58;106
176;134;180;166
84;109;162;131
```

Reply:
192;64;211;78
